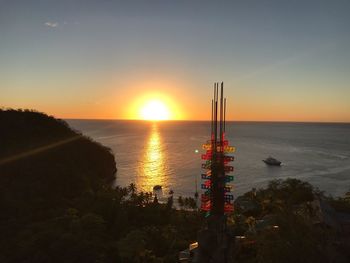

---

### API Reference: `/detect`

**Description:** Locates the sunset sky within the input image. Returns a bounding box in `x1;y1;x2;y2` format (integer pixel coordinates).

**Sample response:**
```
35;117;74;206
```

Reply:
1;0;350;122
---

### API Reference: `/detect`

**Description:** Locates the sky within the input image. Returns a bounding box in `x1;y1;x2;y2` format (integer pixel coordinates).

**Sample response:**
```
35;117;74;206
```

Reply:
1;0;350;122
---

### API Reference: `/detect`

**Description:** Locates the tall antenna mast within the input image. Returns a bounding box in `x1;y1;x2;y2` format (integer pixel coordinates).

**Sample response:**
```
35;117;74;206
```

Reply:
200;82;235;216
198;82;236;262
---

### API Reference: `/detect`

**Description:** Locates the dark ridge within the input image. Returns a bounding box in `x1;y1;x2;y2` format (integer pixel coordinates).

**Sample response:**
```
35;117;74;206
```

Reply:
0;109;117;212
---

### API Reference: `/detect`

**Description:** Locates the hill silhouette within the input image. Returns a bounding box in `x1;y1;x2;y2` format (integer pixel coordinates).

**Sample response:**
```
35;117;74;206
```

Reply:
0;109;201;263
0;109;116;205
0;109;119;262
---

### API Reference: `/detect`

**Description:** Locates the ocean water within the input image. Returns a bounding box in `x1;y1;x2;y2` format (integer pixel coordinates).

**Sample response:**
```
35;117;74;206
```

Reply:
67;120;350;198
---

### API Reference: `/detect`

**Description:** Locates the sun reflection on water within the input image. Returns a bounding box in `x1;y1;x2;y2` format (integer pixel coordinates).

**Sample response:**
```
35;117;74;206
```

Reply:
138;123;168;192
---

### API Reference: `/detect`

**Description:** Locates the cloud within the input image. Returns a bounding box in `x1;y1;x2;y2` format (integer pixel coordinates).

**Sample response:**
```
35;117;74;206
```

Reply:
45;22;58;28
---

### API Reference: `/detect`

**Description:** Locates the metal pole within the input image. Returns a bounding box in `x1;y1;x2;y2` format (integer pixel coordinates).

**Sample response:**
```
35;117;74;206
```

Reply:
224;98;226;133
220;82;223;145
212;82;215;139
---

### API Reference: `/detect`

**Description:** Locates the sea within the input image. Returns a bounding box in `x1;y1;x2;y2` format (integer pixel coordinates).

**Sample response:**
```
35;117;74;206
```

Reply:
66;120;350;199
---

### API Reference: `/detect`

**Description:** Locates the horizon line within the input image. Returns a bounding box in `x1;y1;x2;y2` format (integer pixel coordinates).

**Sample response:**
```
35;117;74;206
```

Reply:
2;108;349;124
63;118;350;124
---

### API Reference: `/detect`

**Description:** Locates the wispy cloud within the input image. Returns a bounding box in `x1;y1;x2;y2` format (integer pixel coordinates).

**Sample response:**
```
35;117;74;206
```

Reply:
45;22;58;28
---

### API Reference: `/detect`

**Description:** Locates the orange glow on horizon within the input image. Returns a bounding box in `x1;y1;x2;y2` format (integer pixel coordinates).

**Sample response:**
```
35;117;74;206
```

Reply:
126;90;184;121
10;77;348;123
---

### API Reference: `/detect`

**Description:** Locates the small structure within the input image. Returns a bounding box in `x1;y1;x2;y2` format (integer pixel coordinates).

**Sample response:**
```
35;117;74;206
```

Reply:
179;242;199;262
153;185;162;191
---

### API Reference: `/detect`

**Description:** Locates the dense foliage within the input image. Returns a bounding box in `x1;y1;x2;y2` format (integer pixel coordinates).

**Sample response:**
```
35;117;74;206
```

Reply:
1;109;348;262
0;109;202;262
231;179;350;263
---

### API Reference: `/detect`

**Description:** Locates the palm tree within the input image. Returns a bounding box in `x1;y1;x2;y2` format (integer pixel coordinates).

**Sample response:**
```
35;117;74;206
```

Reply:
115;186;129;201
128;183;137;195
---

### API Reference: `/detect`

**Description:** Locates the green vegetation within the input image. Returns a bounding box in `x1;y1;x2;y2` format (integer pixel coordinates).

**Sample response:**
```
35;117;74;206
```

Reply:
231;179;350;263
327;192;350;213
1;109;349;262
0;109;202;262
177;196;197;210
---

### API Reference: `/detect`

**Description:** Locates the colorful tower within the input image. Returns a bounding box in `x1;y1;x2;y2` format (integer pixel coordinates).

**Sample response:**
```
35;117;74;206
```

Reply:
200;82;235;216
196;82;235;263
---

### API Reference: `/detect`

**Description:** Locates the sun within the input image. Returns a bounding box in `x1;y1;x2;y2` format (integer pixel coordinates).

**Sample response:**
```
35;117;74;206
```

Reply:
127;91;183;120
140;100;171;121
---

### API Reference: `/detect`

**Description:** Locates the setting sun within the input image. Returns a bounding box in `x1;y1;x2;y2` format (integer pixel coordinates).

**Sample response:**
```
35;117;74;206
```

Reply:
140;100;170;121
126;91;184;121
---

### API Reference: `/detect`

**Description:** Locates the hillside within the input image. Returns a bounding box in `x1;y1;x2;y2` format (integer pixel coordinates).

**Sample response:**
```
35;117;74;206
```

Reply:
0;109;119;261
0;109;201;263
0;109;117;202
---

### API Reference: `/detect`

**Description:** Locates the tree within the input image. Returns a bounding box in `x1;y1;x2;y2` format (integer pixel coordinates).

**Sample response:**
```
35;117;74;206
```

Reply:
128;183;137;195
117;230;146;262
178;196;184;208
